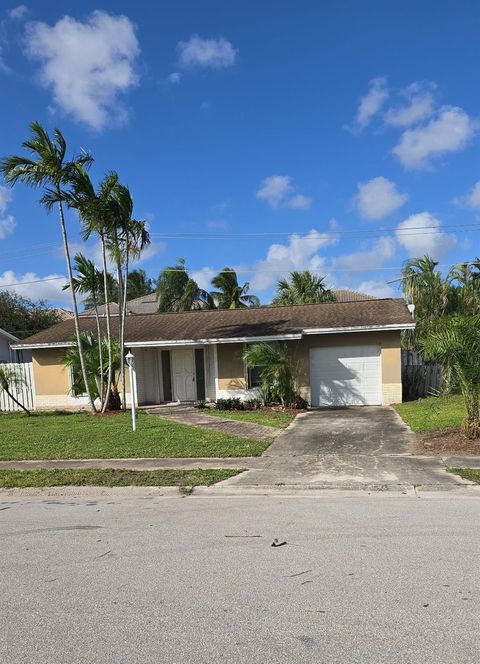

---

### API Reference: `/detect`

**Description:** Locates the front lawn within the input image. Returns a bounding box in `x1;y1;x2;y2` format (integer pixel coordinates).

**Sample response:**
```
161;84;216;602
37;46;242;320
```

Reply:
446;468;480;484
0;468;240;489
394;395;466;432
205;409;296;429
0;411;269;460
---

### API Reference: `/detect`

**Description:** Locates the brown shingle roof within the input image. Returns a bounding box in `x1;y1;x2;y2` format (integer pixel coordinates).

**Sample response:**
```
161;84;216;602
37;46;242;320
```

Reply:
332;289;377;302
13;299;413;347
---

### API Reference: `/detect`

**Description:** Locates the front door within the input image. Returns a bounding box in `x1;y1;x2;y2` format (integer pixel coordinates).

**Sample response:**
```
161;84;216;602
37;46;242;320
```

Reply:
171;349;197;401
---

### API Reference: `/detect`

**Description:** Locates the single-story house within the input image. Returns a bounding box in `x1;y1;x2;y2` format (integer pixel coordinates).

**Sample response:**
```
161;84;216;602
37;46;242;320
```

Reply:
11;297;414;410
0;327;32;363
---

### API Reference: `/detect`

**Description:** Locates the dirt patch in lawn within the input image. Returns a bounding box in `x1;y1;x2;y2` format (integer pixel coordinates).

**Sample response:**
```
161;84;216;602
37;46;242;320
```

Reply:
414;427;480;456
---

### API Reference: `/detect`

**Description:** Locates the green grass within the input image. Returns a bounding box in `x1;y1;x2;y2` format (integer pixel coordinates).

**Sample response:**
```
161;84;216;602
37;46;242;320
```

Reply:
0;468;241;489
394;394;466;432
204;409;295;429
0;411;269;461
446;468;480;484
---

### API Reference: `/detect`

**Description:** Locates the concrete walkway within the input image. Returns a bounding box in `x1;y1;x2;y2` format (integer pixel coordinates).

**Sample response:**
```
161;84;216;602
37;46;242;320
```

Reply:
146;405;279;441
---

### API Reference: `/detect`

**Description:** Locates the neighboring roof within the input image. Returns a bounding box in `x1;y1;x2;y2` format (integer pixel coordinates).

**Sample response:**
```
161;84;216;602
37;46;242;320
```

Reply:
0;327;19;342
80;302;120;317
52;308;74;320
13;299;414;349
332;289;377;302
123;293;157;315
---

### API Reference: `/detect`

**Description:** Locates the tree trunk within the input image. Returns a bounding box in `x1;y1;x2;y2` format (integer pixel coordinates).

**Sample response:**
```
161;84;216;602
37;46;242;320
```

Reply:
100;232;113;414
120;245;129;411
115;251;126;410
4;387;31;415
94;301;105;409
57;199;97;413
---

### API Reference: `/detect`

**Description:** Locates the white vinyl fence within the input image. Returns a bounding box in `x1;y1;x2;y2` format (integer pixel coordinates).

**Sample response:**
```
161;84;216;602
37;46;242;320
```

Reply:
0;362;35;412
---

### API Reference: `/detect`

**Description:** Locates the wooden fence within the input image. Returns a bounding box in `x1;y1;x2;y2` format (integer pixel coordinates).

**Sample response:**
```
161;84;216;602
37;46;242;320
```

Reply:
0;362;35;412
401;350;442;401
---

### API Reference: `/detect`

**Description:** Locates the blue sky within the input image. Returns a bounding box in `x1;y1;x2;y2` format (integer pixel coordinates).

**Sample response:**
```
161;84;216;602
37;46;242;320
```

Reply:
0;0;479;307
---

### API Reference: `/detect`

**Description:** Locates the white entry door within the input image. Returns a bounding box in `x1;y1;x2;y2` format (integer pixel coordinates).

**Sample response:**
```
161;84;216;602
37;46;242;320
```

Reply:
310;345;381;407
171;349;197;401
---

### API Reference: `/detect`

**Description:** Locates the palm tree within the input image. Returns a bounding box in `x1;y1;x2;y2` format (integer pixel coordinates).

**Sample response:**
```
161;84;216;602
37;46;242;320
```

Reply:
64;166;119;412
0;122;96;412
211;268;260;309
448;261;480;315
64;332;121;405
126;269;154;300
156;258;214;311
0;365;31;415
421;316;480;439
401;255;452;350
272;271;336;305
242;342;297;407
63;253;106;407
108;184;150;410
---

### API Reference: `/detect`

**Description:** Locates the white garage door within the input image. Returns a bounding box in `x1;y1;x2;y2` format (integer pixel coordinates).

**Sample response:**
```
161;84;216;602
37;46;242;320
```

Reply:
310;345;381;407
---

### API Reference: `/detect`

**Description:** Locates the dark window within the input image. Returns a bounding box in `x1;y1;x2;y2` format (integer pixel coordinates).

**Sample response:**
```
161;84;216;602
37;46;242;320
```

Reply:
247;365;263;389
195;349;206;401
161;350;172;402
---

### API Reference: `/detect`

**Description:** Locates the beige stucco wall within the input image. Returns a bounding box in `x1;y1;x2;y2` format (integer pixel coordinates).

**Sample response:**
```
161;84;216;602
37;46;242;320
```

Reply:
217;343;246;390
32;349;132;410
216;332;403;405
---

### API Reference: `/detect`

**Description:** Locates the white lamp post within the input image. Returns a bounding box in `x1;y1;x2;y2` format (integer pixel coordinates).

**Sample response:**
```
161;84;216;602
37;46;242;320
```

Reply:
125;350;137;432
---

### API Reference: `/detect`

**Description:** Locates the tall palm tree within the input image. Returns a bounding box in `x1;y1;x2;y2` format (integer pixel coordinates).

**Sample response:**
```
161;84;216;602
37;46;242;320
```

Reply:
448;261;480;315
63;253;106;407
64;166;119;412
126;269;154;300
272;271;336;305
108;184;150;410
156;258;214;311
401;255;451;349
211;268;260;309
0;122;96;411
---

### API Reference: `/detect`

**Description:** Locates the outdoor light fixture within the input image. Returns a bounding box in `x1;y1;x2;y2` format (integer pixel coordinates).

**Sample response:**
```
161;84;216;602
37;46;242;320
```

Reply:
125;351;137;432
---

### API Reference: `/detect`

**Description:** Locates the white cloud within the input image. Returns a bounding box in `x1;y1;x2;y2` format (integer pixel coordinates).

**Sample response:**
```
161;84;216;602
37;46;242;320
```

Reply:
355;176;408;221
392;106;476;169
247;228;337;291
0;186;15;239
0;185;13;214
0;215;15;239
461;180;480;209
0;270;69;304
384;81;435;127
207;219;229;231
333;236;396;270
396;212;456;259
350;76;388;132
177;34;237;69
8;5;28;20
191;266;216;291
288;194;312;210
256;175;311;210
168;71;181;84
24;10;140;131
356;280;396;298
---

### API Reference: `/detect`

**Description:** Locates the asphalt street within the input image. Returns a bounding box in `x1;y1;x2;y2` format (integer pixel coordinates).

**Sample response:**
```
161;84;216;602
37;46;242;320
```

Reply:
1;491;479;663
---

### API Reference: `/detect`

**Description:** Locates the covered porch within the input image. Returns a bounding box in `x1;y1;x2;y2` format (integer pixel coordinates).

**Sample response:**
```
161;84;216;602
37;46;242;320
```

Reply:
131;344;217;406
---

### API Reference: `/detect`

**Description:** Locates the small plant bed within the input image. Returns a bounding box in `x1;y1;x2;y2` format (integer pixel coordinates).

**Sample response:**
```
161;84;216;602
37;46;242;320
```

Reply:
0;468;241;489
0;411;269;460
205;408;297;429
395;396;480;456
446;468;480;484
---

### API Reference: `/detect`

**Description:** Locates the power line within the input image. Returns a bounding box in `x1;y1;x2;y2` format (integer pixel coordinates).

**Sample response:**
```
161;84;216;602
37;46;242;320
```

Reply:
0;262;459;289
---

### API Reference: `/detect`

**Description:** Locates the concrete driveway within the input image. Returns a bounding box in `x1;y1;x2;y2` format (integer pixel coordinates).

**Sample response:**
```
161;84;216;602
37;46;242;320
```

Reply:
222;407;465;491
